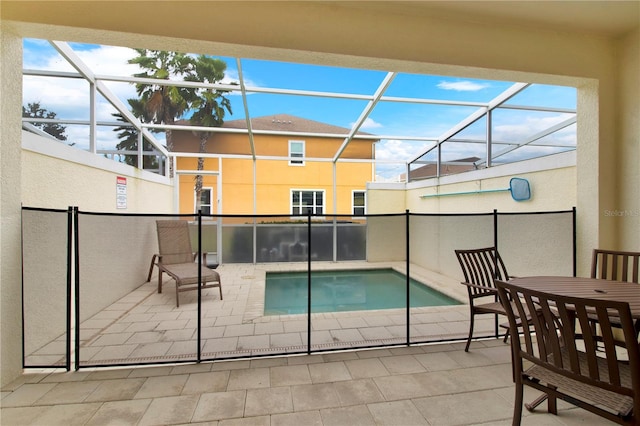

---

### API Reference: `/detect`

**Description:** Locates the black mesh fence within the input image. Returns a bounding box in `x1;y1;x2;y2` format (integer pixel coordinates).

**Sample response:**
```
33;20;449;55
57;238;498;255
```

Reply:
21;207;575;369
22;207;71;368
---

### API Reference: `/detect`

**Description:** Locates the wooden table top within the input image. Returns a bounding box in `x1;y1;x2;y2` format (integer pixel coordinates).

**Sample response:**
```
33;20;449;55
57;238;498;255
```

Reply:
501;276;640;319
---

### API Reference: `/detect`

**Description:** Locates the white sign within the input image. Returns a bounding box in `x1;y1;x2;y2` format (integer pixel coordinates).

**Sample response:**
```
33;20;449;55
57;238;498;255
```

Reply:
116;176;127;209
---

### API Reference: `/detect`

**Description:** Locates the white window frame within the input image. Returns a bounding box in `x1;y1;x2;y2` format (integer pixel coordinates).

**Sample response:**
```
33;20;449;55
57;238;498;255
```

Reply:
289;140;305;166
291;189;325;216
352;190;366;217
195;186;214;215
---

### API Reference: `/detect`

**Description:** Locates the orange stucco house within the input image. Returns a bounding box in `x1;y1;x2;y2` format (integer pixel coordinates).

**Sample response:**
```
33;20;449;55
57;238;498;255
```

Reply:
172;114;380;217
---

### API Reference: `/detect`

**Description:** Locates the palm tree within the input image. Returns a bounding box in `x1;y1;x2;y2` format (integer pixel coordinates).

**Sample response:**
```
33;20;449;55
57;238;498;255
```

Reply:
113;117;160;171
184;55;234;212
128;49;192;175
22;102;67;141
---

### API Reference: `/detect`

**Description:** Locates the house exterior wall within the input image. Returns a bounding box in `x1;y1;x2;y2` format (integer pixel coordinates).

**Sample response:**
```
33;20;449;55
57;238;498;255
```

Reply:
173;131;375;215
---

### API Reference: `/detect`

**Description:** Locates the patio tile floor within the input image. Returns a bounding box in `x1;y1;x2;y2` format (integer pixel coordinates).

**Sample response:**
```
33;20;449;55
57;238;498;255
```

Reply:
4;262;615;424
2;340;613;425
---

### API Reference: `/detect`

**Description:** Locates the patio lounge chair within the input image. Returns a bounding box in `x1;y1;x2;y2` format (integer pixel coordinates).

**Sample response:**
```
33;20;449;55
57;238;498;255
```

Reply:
155;220;222;307
496;279;640;426
455;247;512;352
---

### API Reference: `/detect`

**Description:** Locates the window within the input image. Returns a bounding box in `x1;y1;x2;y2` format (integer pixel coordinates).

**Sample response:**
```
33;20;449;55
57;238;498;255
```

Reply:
289;140;305;165
352;190;366;216
291;190;324;215
196;187;213;215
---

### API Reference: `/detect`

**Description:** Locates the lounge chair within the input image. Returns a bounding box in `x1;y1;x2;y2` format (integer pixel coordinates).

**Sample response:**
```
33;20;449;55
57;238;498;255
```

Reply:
154;220;222;307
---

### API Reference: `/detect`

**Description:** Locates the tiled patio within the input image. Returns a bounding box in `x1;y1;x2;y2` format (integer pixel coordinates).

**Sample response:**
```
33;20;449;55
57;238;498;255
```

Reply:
4;262;614;424
2;339;611;425
26;261;480;367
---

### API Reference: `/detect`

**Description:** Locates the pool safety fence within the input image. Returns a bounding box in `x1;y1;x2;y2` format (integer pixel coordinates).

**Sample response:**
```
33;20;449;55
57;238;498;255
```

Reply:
21;207;576;370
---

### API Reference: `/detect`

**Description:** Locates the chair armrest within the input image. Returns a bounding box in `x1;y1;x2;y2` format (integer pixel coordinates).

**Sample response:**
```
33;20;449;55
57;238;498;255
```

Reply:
460;281;498;293
192;252;208;264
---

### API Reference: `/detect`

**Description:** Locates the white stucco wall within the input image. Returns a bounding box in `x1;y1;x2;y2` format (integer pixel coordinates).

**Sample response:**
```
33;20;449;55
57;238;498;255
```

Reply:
1;27;25;386
616;29;640;249
22;131;173;213
408;151;577;214
367;153;577;278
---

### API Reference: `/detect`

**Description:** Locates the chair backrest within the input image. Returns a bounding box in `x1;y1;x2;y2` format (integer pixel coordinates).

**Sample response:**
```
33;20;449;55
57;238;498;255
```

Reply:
156;220;195;265
591;249;640;283
455;247;510;296
496;279;640;418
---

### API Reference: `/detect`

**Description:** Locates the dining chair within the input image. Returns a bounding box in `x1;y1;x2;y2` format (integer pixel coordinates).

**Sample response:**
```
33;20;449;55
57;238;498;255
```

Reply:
592;248;640;283
155;220;222;307
592;248;640;338
455;247;511;352
496;278;640;426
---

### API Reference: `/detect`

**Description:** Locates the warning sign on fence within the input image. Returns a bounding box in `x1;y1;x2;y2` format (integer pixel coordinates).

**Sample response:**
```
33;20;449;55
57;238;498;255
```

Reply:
116;176;127;209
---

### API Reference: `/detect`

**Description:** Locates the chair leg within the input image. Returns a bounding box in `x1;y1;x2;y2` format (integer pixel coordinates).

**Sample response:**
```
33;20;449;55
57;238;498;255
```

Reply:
157;269;163;293
465;313;475;352
546;388;557;415
175;282;180;308
513;379;524;426
503;328;510;343
147;254;157;282
525;394;547;412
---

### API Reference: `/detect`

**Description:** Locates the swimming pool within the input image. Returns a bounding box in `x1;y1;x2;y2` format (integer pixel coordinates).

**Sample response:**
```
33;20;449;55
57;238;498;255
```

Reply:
264;268;460;315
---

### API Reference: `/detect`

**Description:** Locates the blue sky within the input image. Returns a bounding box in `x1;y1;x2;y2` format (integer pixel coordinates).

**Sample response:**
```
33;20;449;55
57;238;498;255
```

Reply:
22;39;577;179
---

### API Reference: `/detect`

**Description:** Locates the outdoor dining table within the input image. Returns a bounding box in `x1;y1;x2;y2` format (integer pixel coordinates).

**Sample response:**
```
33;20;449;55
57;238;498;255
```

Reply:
506;276;640;319
502;275;640;414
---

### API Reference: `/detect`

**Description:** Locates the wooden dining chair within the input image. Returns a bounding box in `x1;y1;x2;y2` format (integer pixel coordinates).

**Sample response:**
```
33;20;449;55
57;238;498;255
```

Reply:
592;249;640;339
592;249;640;283
496;279;640;426
455;247;511;352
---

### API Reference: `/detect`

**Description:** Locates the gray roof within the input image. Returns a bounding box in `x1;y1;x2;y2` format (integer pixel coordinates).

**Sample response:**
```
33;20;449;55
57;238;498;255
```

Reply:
222;114;378;139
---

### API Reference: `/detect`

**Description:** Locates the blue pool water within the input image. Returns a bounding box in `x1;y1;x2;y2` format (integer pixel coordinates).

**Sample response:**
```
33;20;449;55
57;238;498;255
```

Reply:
264;268;460;315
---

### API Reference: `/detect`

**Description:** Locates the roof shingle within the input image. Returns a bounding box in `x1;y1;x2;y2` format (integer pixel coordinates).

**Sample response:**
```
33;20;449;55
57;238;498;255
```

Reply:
222;114;378;139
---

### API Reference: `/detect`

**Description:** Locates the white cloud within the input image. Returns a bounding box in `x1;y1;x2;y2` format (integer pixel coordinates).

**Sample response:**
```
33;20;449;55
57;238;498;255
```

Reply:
77;45;141;76
375;139;430;162
437;80;489;91
493;113;575;141
353;117;382;130
23;44;141;121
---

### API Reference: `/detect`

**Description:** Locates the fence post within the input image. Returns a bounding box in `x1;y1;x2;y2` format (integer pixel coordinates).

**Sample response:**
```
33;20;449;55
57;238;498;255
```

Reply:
73;206;80;370
197;210;202;362
406;209;411;345
307;211;312;355
65;206;73;371
572;206;577;277
492;209;499;338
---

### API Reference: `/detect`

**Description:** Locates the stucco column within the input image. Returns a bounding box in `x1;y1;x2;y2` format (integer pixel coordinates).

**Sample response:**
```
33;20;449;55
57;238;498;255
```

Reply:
1;26;24;386
575;80;600;276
